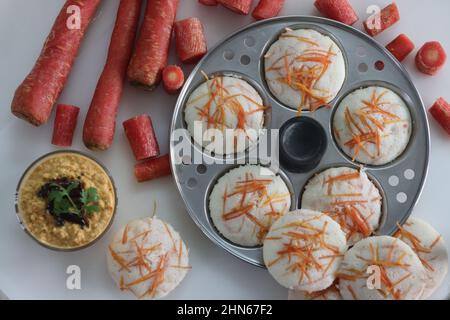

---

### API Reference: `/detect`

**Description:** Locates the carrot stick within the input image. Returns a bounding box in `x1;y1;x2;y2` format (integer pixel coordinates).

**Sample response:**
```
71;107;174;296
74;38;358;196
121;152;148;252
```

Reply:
83;0;142;151
199;0;218;5
51;104;80;147
217;0;253;15
127;0;179;90
252;0;285;21
11;0;101;126
174;17;208;64
386;34;415;62
134;155;171;182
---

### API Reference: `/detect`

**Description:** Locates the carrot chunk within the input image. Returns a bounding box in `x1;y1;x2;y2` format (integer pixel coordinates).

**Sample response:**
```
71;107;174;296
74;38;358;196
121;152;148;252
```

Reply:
11;0;101;126
123;115;160;161
252;0;285;21
386;34;415;62
415;41;447;75
51;104;80;147
364;3;400;37
135;155;171;183
217;0;253;15
429;97;450;136
83;0;142;151
163;65;185;94
314;0;358;26
127;0;179;90
174;17;208;64
199;0;218;5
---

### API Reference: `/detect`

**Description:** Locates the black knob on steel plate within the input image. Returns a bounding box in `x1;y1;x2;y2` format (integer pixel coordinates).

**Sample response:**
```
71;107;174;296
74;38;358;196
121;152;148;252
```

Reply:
279;116;327;173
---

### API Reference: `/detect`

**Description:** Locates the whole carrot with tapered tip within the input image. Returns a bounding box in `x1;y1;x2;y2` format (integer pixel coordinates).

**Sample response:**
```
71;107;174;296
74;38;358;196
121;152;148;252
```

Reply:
83;0;142;151
11;0;101;126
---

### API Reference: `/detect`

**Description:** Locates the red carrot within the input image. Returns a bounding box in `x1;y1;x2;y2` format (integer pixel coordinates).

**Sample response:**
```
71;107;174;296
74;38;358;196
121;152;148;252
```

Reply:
135;155;172;182
123;115;160;161
314;0;358;26
415;41;447;75
163;65;185;94
127;0;179;90
217;0;253;15
11;0;101;126
429;98;450;136
386;34;415;62
252;0;284;21
199;0;218;6
52;104;80;147
364;3;400;37
83;0;142;151
174;17;207;64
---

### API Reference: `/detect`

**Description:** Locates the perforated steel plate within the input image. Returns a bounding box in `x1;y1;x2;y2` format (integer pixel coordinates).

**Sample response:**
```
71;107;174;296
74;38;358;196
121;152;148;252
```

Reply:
170;16;430;267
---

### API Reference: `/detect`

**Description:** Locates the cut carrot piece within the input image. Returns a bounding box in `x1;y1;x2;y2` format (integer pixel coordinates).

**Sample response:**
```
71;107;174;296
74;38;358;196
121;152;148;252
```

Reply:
174;17;207;64
314;0;358;26
386;34;415;62
415;41;447;75
127;0;178;89
163;65;185;94
364;3;400;37
252;0;285;21
199;0;218;5
123;115;160;161
429;97;450;136
217;0;252;15
135;155;171;182
51;104;80;147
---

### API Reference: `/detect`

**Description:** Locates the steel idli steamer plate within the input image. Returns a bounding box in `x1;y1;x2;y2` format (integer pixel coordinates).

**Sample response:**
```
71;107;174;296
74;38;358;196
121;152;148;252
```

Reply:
169;16;430;267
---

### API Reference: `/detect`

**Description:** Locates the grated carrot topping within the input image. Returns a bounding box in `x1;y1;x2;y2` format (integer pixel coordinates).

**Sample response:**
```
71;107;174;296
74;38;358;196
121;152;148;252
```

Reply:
122;224;129;244
109;246;131;272
347;285;358;300
267;43;335;113
268;218;342;284
341;240;416;299
342;89;403;160
194;76;269;132
221;172;288;240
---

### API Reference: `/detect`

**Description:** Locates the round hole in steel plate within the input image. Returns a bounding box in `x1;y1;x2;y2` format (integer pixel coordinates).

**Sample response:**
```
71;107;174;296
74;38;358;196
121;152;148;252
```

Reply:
240;55;251;65
389;175;399;187
356;46;367;57
244;36;256;47
197;164;207;175
358;63;369;73
187;178;198;189
375;60;385;71
396;192;408;204
223;50;235;61
404;169;415;180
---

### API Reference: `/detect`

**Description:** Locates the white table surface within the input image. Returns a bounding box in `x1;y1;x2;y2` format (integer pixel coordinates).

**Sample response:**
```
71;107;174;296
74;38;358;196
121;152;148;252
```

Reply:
1;0;449;300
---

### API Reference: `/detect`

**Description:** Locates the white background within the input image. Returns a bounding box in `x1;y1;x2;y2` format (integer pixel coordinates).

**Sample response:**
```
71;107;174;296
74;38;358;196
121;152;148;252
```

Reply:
1;0;449;300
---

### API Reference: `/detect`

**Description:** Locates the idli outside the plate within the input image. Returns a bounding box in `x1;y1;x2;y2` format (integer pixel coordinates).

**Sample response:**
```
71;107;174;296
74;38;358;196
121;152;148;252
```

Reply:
333;86;412;165
263;209;347;292
301;167;382;245
107;217;190;300
265;28;345;112
395;217;448;299
209;165;291;247
184;75;265;155
339;236;426;300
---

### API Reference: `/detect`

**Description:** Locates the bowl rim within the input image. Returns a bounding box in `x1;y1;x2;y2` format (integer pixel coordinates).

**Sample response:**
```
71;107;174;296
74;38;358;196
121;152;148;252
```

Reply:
14;149;118;252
